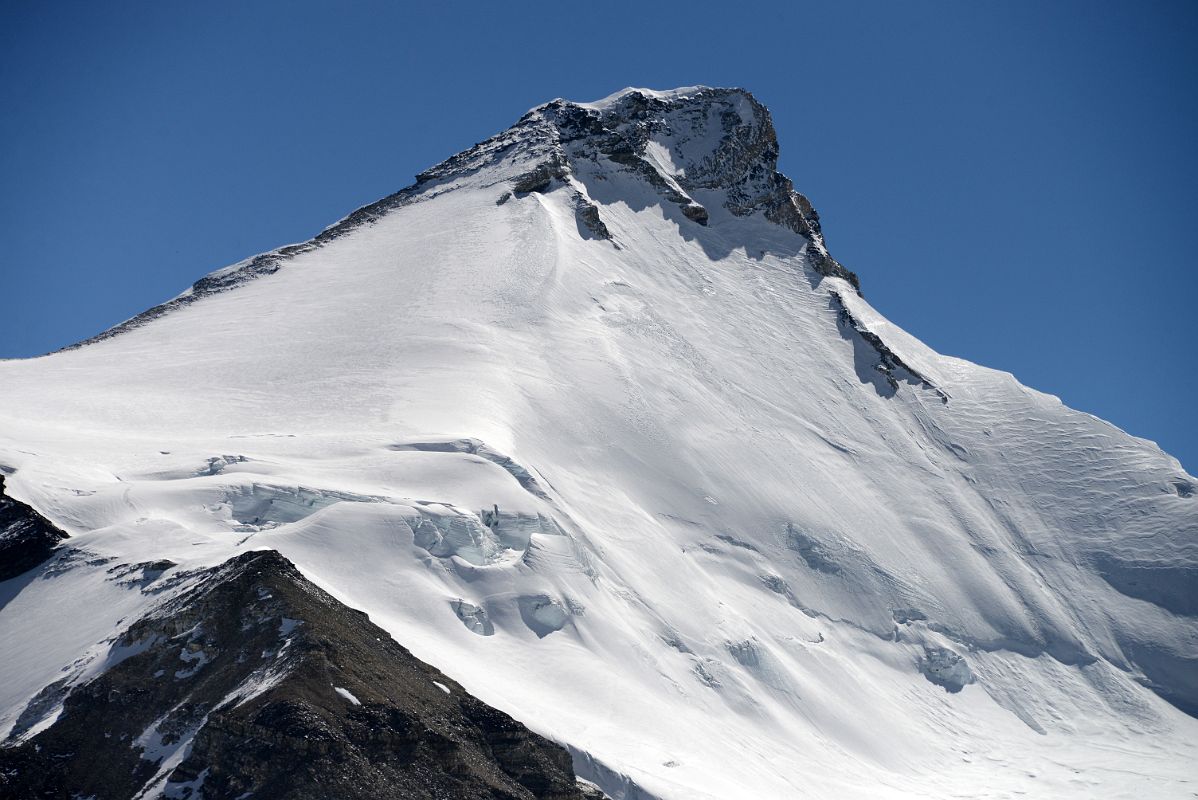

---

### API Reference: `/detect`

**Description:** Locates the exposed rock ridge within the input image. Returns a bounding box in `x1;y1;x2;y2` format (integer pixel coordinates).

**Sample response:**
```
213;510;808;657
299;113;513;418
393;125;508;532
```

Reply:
831;291;949;403
529;88;861;290
0;549;601;800
0;473;69;581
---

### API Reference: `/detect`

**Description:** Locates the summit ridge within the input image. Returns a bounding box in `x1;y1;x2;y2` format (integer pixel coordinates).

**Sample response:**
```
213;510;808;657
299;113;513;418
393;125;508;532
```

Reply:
68;87;856;351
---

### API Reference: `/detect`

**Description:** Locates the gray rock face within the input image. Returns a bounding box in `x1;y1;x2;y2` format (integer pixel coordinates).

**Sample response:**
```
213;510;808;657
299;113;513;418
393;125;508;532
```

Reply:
572;192;613;240
0;550;597;800
532;88;861;289
0;473;69;582
830;291;948;403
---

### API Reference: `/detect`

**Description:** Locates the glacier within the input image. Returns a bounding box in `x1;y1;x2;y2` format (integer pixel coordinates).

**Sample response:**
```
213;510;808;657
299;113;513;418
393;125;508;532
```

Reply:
0;86;1195;798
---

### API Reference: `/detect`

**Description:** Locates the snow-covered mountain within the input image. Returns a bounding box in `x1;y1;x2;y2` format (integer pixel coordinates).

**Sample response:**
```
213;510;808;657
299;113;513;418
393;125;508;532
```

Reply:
1;86;1195;799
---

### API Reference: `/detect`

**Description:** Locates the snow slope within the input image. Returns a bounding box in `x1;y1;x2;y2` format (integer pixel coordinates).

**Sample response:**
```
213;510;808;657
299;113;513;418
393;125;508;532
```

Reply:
1;86;1195;798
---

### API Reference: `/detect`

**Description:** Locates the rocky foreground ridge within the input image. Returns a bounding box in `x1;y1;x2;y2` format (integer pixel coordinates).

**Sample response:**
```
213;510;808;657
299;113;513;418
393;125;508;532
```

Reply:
0;549;603;799
0;473;69;582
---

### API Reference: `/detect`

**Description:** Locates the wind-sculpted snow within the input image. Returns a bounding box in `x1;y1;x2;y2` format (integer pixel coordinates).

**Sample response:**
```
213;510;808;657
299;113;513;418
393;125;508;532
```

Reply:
2;87;1196;798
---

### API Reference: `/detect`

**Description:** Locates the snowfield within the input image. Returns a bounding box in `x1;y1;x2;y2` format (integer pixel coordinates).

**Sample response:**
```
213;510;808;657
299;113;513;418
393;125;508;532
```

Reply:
1;86;1195;799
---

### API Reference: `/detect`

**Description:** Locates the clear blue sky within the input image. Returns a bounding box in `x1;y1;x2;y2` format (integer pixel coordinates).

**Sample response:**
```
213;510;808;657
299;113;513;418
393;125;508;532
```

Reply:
2;1;1195;470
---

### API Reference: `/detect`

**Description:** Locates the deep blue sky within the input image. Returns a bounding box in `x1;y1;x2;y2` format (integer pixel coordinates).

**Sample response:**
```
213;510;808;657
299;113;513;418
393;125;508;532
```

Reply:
2;1;1195;470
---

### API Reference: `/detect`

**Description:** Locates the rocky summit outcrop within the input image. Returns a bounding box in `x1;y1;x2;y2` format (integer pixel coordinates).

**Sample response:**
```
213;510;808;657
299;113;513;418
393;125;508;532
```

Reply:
493;87;860;289
535;88;859;288
7;84;1197;799
0;473;69;582
0;549;600;800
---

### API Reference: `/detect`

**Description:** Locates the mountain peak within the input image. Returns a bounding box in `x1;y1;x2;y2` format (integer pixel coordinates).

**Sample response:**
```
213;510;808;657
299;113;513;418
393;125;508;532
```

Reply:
534;86;778;194
565;84;716;110
4;82;1196;800
67;86;857;350
502;85;860;288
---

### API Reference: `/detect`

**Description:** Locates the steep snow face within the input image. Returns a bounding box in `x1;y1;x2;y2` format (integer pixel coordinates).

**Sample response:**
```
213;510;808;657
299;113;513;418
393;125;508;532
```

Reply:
1;87;1196;799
